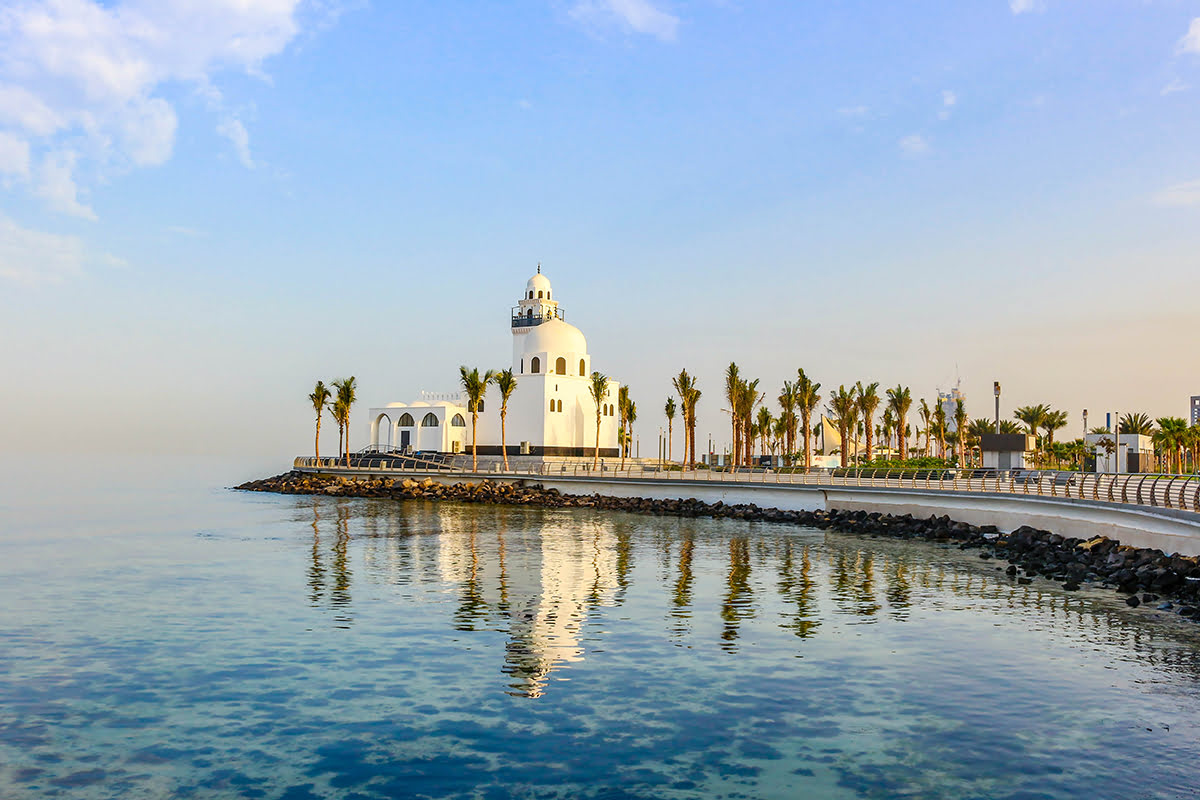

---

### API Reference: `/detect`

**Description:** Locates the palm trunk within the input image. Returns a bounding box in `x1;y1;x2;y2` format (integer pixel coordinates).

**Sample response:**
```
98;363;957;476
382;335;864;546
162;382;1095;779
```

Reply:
865;424;873;464
471;412;478;470
315;414;321;460
668;421;673;463
501;411;509;471
731;416;739;472
689;418;696;470
337;423;343;464
595;415;601;469
801;414;811;473
839;423;849;468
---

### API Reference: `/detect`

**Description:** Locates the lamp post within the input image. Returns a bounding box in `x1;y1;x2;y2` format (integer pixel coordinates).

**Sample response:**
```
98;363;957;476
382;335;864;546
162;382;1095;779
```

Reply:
993;381;1001;434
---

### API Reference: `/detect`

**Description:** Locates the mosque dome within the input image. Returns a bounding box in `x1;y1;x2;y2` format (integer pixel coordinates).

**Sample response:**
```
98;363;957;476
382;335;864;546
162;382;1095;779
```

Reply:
521;318;587;355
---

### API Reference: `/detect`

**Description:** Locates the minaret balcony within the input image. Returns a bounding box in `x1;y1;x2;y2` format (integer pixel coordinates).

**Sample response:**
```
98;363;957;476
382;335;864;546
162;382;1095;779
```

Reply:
511;307;565;328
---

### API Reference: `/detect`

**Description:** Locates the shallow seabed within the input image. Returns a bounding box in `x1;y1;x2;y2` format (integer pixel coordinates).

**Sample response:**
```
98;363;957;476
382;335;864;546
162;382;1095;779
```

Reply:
3;459;1200;800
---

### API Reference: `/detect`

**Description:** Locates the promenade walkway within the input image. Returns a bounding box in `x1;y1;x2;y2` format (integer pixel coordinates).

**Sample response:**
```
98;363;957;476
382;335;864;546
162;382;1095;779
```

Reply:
294;455;1200;516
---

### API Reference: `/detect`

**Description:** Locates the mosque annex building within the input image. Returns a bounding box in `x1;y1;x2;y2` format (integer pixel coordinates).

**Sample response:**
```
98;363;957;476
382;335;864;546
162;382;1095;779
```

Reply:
366;269;622;459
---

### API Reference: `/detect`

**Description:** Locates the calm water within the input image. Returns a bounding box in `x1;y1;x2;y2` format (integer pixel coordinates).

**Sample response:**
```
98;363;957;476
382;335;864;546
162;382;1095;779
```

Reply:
3;459;1200;799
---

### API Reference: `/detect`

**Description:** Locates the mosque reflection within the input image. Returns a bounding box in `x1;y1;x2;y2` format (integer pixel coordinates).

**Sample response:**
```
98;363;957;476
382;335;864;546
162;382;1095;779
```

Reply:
300;499;1200;697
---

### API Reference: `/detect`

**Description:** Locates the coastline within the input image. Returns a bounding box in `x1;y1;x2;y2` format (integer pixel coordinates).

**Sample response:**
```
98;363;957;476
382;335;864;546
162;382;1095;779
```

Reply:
236;471;1200;621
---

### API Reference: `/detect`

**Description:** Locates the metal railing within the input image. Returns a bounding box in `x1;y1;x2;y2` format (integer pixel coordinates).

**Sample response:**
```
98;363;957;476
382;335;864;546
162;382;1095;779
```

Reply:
291;456;1200;515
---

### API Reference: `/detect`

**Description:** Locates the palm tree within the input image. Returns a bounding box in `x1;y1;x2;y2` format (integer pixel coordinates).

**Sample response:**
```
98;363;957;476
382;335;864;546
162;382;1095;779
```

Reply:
917;399;933;457
618;385;631;469
1014;403;1049;438
931;402;947;459
1154;417;1189;473
589;371;612;469
778;380;798;466
954;399;968;467
664;397;676;464
828;385;858;468
332;396;346;459
1119;412;1153;435
756;406;773;464
739;379;761;466
856;382;881;463
796;369;822;472
880;408;895;458
459;366;496;471
331;377;357;466
673;370;701;470
886;385;912;461
626;400;638;463
998;420;1024;435
1041;409;1068;465
309;381;331;461
724;363;742;468
491;369;518;471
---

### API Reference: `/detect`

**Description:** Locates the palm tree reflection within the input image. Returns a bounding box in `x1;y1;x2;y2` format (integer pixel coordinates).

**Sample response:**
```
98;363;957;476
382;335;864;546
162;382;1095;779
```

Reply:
720;538;755;651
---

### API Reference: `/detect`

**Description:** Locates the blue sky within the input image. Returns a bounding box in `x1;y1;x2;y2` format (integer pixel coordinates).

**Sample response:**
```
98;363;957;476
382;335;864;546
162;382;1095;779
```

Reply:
2;1;1199;463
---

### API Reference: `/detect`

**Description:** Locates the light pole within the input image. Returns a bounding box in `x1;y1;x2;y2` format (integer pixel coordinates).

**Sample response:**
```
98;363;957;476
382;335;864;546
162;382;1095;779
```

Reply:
993;381;1001;434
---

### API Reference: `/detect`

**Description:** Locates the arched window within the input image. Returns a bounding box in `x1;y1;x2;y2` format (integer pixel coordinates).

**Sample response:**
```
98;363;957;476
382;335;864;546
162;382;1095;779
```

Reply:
528;290;533;299
450;414;466;427
557;399;563;412
531;357;540;373
471;399;484;412
555;357;566;374
549;399;555;412
579;359;585;375
398;413;414;427
520;358;523;374
538;290;543;298
526;309;532;319
421;413;439;427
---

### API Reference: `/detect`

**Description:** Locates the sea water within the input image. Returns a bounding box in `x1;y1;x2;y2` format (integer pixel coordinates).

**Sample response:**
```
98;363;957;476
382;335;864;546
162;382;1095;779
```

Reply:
2;458;1200;799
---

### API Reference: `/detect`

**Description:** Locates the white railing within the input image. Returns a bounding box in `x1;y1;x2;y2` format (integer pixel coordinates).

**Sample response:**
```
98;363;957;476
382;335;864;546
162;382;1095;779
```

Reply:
291;456;1200;515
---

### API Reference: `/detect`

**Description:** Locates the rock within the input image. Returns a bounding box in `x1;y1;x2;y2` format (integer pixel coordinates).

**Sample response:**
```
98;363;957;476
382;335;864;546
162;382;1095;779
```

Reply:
1062;582;1080;591
1125;595;1141;608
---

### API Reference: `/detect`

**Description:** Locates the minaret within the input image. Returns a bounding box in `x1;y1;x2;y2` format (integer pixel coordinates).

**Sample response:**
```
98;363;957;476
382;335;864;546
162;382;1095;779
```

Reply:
512;265;561;334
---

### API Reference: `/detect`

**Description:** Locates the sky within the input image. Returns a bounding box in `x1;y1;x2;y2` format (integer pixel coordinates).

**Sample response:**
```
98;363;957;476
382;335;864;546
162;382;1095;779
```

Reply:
1;0;1199;465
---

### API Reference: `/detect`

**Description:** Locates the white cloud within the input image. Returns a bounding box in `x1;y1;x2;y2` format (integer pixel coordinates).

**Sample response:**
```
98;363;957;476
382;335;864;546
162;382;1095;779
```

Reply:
0;131;30;178
899;134;930;157
1151;179;1200;208
1009;0;1041;14
217;117;254;168
1179;18;1200;54
570;0;679;41
0;0;311;217
35;151;96;220
0;213;85;283
1161;79;1190;96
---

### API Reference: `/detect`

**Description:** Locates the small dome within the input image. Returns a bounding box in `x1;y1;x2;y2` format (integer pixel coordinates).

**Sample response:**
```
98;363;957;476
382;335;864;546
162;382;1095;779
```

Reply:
526;272;552;295
409;401;431;407
521;318;587;356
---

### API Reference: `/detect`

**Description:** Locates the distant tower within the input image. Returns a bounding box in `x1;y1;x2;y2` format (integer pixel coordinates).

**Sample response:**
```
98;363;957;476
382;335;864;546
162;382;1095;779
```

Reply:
938;378;966;433
1192;395;1200;427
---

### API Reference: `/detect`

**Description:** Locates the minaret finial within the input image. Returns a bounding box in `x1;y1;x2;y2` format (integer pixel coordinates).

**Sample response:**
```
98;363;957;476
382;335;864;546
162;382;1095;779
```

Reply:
537;262;541;274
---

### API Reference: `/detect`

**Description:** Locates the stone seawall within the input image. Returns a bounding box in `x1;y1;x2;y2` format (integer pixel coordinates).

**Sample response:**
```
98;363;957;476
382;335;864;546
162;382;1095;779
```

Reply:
237;471;1200;621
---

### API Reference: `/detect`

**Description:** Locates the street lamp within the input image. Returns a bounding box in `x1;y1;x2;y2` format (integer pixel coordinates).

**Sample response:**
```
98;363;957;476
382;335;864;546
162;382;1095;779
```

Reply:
993;381;1001;434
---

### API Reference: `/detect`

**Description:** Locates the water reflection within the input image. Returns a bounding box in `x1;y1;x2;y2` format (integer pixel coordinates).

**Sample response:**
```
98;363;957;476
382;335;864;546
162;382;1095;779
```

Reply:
299;500;1200;696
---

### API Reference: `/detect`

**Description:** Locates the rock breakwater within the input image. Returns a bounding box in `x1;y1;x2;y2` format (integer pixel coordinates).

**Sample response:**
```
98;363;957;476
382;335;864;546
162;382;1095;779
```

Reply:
237;471;1200;620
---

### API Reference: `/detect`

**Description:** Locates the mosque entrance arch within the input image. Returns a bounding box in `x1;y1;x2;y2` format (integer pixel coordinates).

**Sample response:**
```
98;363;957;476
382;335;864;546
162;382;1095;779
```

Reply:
371;412;393;449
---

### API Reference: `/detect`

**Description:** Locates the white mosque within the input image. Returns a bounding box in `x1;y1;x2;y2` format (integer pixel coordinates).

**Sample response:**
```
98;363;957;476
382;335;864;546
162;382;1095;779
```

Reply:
366;268;622;460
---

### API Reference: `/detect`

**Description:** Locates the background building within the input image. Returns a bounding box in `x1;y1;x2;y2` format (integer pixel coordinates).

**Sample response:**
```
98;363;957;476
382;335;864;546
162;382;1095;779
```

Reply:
1192;395;1200;427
